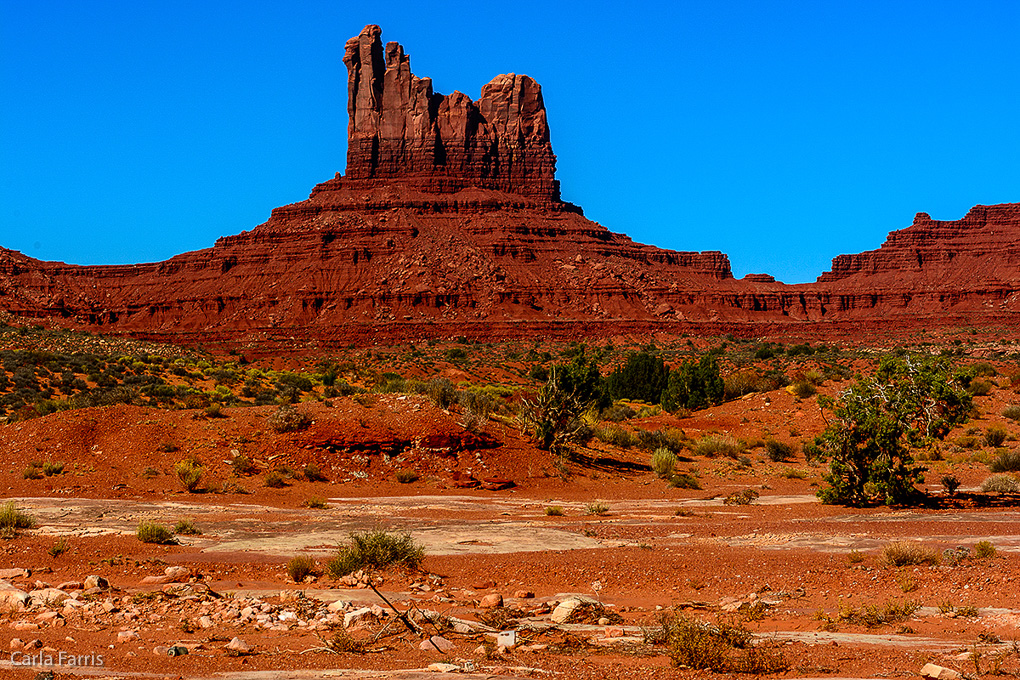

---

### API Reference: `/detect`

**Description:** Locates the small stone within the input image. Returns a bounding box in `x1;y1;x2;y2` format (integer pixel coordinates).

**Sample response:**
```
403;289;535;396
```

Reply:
280;590;303;603
152;645;169;656
343;607;375;629
428;662;459;672
140;575;172;586
117;630;140;643
165;566;191;581
597;617;610;626
473;644;487;656
26;638;43;649
472;580;496;590
326;599;349;613
9;638;23;650
514;590;535;599
0;568;28;580
420;635;455;652
605;626;625;638
479;593;503;609
921;664;961;680
56;581;82;591
12;622;39;631
225;637;250;654
551;598;582;623
83;575;109;590
198;616;214;628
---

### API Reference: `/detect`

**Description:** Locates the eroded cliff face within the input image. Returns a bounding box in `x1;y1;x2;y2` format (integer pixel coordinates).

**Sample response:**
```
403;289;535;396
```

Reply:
0;25;1017;348
341;25;560;203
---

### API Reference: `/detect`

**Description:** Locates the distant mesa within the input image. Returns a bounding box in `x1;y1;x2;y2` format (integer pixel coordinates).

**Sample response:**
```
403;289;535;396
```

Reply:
0;24;1017;347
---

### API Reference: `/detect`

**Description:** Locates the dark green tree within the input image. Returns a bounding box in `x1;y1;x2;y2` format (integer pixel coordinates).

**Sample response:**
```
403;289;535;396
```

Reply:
815;356;971;506
661;355;724;412
606;352;669;404
554;348;610;411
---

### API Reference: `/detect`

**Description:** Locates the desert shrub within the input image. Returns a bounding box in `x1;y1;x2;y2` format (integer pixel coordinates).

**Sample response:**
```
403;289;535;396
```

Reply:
326;530;424;577
544;505;564;516
694;435;743;459
816;356;971;506
781;468;809;479
837;599;920;627
586;501;610;515
1003;405;1020;421
940;474;961;495
669;473;701;489
174;459;203;492
975;540;997;558
323;629;364;654
723;489;759;505
847;549;866;564
0;502;34;537
603;403;636;422
791;381;817;399
173;519;202;535
636;427;686;452
985;425;1008;447
22;465;43;480
268;404;311;433
661;355;724;412
594;424;638;448
989;449;1020;472
264;471;288;488
231;454;257;476
42;461;64;476
136;521;175;544
287;555;316;582
47;538;69;558
981;474;1020;494
765;439;794;462
969;379;994;396
424;378;457;410
517;366;597;456
882;541;940;566
302;463;327;482
303;496;327;509
657;613;788;673
156;441;180;453
204;402;226;418
651;448;677;479
395;470;419;484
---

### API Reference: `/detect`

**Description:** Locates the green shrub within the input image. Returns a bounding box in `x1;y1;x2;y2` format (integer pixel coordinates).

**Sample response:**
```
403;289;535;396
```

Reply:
694;435;743;459
264;471;288;488
837;599;920;627
174;459;203;493
303;463;328;482
651;448;677;479
969;379;994;396
136;521;175;544
658;613;788;673
985;425;1008;447
0;502;34;538
607;352;670;404
669;473;701;489
586;501;610;515
326;530;424;577
882;541;940;566
42;461;64;476
594;424;638;448
981;474;1020;494
765;439;794;462
47;538;69;558
940;474;961;495
204;403;226;418
230;454;257;476
544;505;564;516
974;540;997;559
989;449;1020;472
791;381;817;399
22;466;43;480
425;378;458;410
395;470;419;484
1003;405;1020;421
781;468;809;479
173;519;202;535
268;404;311;433
603;404;636;422
661;355;724;412
303;496;327;509
287;555;316;582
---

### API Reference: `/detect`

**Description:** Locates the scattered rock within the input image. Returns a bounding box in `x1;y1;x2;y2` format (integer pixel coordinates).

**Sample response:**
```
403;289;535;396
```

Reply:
551;598;583;623
427;662;460;673
420;635;455;653
343;607;375;629
225;637;251;655
83;575;109;590
921;664;961;680
479;593;503;609
514;590;535;599
0;568;29;580
117;630;140;643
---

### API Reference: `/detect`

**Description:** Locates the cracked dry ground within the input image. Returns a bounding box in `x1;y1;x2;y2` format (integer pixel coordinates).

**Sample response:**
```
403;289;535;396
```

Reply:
1;398;1020;679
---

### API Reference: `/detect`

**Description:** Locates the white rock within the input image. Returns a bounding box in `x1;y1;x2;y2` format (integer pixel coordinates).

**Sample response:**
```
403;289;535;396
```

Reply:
326;599;349;613
225;637;250;654
419;635;455;652
550;598;582;623
343;607;374;629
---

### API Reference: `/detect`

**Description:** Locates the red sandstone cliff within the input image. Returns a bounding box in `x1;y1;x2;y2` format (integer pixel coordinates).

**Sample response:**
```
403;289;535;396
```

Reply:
0;25;1016;347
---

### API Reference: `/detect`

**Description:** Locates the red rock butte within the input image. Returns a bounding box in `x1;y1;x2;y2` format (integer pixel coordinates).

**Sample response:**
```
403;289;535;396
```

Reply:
0;24;1018;350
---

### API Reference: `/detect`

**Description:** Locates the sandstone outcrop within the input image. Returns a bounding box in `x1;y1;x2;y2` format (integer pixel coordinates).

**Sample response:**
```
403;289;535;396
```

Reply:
0;25;1016;345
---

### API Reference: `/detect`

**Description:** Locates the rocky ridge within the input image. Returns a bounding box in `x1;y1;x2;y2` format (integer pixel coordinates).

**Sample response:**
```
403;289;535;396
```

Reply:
0;25;1017;346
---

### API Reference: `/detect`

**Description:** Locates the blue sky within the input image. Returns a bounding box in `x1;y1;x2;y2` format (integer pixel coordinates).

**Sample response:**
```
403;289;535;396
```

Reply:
2;1;1017;283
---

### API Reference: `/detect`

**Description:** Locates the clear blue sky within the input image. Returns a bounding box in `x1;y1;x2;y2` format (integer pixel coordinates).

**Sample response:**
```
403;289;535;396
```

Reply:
2;1;1017;283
